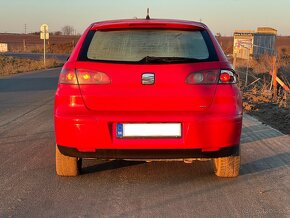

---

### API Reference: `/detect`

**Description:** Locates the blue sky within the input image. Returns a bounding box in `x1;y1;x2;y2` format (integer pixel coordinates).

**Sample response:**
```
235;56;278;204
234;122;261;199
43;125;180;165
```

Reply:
0;0;289;35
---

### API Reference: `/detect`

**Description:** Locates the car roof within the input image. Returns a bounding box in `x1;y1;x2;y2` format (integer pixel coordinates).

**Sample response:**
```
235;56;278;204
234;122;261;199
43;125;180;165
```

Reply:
90;19;207;31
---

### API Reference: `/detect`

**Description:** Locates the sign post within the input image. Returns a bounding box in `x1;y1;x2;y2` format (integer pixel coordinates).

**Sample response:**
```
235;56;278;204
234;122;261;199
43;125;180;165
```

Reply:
40;24;49;66
233;42;240;70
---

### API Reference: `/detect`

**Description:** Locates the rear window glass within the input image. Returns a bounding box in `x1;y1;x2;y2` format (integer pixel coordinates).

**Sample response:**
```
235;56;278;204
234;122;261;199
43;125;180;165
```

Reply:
79;29;217;63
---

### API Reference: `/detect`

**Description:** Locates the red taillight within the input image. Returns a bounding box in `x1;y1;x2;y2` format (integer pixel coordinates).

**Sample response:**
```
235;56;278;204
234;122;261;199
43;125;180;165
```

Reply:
219;73;231;82
219;70;237;84
76;69;111;84
59;68;111;85
186;69;219;84
59;68;78;84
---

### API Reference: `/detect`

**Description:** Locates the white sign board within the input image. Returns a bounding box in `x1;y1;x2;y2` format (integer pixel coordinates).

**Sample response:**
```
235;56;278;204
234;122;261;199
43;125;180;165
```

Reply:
40;32;49;40
0;43;8;52
233;38;253;54
40;24;48;32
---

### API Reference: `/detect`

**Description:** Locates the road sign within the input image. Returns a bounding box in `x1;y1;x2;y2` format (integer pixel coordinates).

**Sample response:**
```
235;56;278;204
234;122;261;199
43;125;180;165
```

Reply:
40;24;49;66
40;24;49;40
40;32;49;40
40;24;48;32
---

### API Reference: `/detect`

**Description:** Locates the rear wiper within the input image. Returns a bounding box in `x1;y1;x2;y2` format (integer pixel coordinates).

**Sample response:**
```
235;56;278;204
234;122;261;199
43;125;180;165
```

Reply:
138;56;201;63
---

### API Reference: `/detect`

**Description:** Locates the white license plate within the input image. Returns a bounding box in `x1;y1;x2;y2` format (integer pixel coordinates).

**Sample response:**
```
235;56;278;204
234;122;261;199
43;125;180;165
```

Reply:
116;123;181;138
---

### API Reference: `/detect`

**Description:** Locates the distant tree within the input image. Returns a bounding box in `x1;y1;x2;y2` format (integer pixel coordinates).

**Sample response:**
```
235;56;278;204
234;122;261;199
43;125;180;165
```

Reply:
30;31;40;35
54;31;62;36
62;25;75;35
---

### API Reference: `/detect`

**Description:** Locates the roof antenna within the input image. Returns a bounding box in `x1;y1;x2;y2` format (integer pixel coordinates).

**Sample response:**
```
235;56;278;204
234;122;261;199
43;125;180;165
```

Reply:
146;8;150;19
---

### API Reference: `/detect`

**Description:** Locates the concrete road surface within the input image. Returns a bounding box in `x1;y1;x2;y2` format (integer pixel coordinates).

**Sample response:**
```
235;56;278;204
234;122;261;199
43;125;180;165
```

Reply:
0;68;290;218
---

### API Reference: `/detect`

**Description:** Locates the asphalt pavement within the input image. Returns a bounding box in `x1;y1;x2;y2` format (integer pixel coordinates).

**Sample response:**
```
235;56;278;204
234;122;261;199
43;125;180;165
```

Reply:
0;68;290;217
1;52;69;62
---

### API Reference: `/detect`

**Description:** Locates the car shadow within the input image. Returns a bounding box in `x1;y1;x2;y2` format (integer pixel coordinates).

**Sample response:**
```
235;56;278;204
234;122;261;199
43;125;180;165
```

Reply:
240;151;290;175
81;160;146;175
241;124;284;144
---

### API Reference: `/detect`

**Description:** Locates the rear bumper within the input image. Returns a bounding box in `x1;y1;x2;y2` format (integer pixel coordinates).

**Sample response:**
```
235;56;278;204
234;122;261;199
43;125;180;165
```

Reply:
55;111;242;153
58;145;240;159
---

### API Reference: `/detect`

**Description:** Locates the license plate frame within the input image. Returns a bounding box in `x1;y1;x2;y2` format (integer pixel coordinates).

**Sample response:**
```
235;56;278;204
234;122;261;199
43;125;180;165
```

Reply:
116;123;182;138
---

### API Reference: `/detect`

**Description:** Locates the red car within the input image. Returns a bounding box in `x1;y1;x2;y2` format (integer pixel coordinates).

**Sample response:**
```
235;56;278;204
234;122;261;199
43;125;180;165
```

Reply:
54;18;242;177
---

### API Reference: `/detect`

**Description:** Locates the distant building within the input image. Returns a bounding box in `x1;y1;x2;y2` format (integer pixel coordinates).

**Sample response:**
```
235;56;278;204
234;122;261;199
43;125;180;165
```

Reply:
233;27;277;59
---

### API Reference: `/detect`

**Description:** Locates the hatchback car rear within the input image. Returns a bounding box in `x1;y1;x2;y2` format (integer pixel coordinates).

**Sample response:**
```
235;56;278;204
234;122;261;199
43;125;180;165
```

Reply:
54;19;242;177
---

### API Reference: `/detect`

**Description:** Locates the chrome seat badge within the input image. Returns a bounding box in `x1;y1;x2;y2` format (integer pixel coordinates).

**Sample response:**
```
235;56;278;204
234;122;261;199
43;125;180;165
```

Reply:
142;73;155;85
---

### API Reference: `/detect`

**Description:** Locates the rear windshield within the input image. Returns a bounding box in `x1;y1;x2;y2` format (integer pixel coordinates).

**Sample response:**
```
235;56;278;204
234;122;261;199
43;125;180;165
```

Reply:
79;29;218;63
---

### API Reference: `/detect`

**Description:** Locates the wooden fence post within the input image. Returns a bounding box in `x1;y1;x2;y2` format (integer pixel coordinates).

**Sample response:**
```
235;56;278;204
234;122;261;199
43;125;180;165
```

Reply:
233;53;237;70
272;55;278;101
23;39;26;52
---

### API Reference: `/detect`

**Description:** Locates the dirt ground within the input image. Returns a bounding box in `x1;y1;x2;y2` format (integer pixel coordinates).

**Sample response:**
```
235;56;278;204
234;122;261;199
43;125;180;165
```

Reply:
243;93;290;135
241;69;290;135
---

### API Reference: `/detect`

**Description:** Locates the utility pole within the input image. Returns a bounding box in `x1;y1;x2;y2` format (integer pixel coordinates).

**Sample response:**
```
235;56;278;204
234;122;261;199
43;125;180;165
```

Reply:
23;24;27;52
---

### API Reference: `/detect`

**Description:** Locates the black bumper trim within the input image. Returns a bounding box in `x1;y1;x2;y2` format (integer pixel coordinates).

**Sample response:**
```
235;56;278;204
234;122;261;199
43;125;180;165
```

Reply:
57;145;240;159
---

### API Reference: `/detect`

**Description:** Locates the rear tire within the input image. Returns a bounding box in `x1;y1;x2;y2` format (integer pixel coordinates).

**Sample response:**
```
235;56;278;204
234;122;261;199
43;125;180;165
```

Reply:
213;155;240;178
56;145;81;177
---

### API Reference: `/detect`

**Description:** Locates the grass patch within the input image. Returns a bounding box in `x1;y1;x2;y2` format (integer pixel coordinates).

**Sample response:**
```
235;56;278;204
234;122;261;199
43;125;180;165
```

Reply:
0;55;62;76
